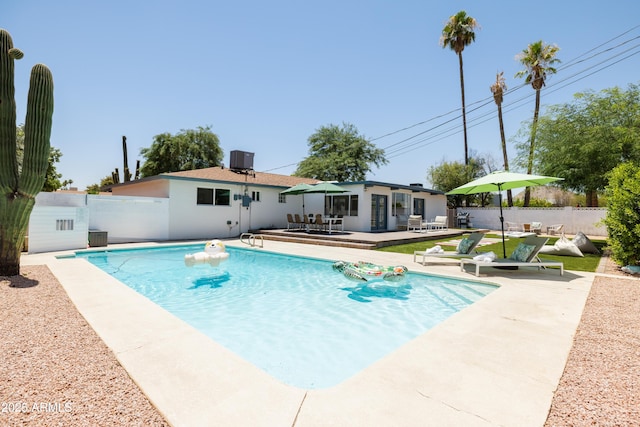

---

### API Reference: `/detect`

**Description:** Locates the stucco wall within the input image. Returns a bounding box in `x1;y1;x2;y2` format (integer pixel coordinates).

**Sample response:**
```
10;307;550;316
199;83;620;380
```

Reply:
88;195;169;242
459;206;607;236
27;206;89;253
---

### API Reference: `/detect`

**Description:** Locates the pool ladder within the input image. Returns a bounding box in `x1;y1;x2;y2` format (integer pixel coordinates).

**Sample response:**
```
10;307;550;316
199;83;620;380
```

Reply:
240;233;264;248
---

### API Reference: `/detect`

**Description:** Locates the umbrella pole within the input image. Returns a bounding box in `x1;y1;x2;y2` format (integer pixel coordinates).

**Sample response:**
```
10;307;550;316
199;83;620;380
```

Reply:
499;186;506;258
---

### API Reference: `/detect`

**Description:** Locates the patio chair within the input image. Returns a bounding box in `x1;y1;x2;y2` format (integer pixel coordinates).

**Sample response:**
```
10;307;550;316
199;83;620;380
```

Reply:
302;214;312;231
407;215;426;232
460;235;563;277
426;215;448;231
505;221;521;232
314;214;328;232
286;214;296;230
546;224;564;235
530;221;542;234
414;232;486;265
294;214;304;229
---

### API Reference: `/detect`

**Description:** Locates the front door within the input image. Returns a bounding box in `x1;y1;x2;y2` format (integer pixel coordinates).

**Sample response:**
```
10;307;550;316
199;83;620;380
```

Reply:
370;194;387;231
413;198;425;218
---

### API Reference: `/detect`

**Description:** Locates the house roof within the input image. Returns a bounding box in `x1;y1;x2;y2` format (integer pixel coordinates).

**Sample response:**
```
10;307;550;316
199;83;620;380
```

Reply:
136;167;320;188
110;167;443;194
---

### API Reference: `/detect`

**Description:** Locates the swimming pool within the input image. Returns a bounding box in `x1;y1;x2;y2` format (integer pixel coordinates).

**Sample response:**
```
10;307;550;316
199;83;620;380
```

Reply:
74;244;496;389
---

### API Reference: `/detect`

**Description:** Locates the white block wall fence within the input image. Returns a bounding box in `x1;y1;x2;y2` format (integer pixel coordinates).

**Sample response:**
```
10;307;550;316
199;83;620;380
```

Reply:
27;193;169;253
456;206;607;237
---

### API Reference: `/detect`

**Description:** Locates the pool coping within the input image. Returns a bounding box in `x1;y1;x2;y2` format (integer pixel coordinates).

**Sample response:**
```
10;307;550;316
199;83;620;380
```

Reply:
22;240;595;426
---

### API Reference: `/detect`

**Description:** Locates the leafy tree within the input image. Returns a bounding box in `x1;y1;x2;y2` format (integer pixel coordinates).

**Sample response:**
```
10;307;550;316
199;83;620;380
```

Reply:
603;162;640;266
507;198;553;208
428;157;486;208
85;175;111;194
515;40;560;206
490;71;513;206
440;10;479;166
139;125;223;177
293;122;387;181
518;84;640;206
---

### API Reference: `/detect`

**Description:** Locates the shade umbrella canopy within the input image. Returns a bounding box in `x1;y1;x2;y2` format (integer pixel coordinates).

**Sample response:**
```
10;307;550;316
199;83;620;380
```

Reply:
280;183;314;195
304;182;348;218
303;182;348;194
280;183;314;216
447;171;563;195
447;171;563;258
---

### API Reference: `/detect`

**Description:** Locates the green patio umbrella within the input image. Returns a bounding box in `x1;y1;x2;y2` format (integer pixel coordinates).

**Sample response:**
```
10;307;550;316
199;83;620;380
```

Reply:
303;181;348;194
447;171;563;258
280;183;314;216
304;182;348;218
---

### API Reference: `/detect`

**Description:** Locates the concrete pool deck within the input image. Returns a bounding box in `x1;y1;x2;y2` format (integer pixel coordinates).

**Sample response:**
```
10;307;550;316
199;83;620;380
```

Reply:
21;239;595;426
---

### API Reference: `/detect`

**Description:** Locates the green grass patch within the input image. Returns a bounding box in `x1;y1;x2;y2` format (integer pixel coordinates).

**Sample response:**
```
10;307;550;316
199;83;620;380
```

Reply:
377;233;607;273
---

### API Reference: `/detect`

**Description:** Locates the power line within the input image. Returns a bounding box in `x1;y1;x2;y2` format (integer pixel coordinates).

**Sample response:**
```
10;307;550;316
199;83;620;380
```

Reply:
261;25;640;173
377;35;640;159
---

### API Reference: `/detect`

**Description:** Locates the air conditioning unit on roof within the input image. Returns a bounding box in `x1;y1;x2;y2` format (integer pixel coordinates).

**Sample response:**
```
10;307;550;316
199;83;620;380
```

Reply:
230;150;254;171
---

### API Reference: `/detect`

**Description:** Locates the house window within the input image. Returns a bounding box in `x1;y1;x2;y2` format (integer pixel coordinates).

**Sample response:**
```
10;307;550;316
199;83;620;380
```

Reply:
349;195;359;216
214;188;230;206
56;219;74;231
197;188;214;205
392;193;410;216
197;187;230;205
278;193;286;203
251;191;261;202
327;195;359;216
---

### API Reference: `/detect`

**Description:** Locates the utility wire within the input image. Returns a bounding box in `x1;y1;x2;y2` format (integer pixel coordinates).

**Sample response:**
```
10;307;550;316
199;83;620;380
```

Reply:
260;25;640;173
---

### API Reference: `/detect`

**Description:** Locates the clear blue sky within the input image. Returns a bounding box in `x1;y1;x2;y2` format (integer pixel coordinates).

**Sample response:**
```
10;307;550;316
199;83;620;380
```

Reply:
5;1;640;190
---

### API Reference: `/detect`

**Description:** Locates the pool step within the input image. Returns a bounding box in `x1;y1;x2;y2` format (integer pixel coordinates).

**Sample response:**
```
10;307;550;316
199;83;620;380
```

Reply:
258;233;378;250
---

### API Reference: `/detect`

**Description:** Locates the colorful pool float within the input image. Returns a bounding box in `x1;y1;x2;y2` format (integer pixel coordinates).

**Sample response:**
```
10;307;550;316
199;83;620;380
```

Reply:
332;260;407;282
184;240;230;267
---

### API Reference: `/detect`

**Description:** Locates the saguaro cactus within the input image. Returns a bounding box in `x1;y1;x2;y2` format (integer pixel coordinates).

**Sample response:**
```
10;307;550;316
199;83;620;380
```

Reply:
0;29;54;276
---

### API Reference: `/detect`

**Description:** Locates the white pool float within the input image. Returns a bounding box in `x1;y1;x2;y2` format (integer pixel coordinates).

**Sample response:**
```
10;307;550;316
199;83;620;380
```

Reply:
184;240;230;267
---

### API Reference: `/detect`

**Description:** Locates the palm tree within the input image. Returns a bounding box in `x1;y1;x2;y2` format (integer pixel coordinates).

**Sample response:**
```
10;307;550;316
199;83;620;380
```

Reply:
515;40;560;206
490;71;513;206
440;10;479;166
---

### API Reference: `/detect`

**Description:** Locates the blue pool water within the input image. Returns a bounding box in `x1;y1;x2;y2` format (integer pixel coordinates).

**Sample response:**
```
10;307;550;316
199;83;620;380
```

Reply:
74;244;497;389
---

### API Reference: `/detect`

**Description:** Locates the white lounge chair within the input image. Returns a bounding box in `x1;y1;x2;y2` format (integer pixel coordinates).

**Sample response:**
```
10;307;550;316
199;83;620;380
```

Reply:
414;232;486;265
460;235;563;277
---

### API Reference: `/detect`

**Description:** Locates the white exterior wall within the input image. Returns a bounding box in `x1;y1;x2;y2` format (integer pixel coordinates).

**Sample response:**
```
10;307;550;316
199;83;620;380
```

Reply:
27;181;449;253
88;195;169;243
460;206;607;236
166;180;244;240
27;206;89;253
338;185;447;232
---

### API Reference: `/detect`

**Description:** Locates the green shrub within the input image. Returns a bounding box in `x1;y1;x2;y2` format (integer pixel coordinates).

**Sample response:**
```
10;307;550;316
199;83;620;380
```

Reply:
603;162;640;266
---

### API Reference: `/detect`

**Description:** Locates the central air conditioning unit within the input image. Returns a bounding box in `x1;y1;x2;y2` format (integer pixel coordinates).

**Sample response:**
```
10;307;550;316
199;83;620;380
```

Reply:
230;150;254;171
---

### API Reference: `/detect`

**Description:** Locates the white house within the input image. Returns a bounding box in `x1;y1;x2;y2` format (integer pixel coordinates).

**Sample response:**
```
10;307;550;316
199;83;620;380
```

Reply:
26;156;447;253
109;166;447;238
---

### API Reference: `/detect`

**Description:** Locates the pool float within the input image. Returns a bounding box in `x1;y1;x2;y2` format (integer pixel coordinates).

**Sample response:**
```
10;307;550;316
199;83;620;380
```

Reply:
184;240;230;267
332;260;407;282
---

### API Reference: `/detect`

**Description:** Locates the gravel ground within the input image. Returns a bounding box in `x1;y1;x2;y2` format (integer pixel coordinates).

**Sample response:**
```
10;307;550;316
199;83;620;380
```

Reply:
0;265;168;427
545;258;640;426
1;260;639;426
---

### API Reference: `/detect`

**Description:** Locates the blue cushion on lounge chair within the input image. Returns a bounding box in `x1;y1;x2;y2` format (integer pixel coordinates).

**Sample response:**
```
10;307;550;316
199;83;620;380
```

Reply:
456;238;474;254
509;243;535;262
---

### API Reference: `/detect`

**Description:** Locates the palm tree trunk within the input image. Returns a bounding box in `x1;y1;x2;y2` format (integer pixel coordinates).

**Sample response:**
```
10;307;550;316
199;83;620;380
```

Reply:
458;53;469;166
524;89;542;207
497;103;513;206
